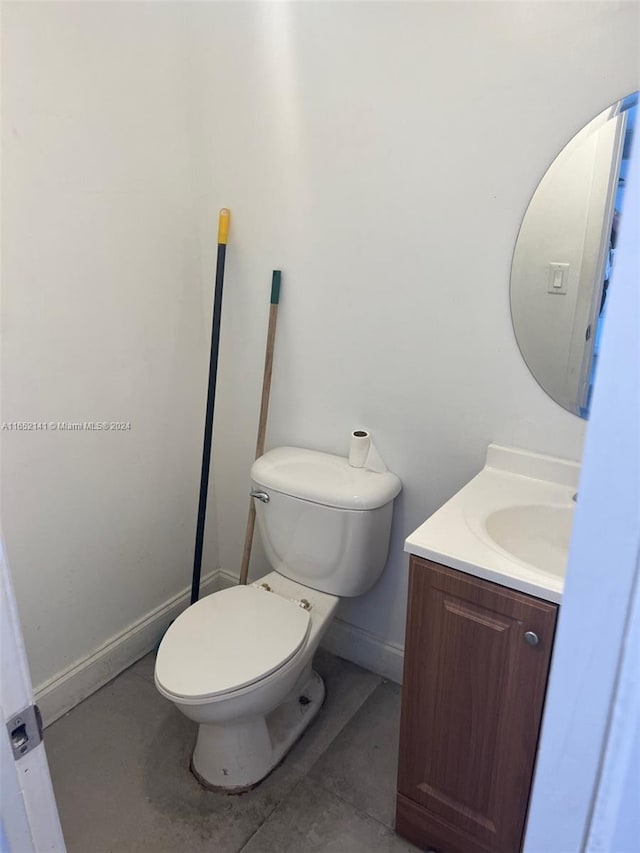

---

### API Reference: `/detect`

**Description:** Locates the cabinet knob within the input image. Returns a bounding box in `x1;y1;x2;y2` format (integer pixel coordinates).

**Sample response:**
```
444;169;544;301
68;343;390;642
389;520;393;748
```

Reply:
524;631;540;647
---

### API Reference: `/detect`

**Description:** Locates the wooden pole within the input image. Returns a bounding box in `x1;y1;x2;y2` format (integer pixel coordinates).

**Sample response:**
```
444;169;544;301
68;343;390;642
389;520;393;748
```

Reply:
239;271;281;585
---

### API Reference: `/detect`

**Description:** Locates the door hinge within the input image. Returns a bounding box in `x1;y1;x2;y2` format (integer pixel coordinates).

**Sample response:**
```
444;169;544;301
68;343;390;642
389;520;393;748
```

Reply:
6;704;43;760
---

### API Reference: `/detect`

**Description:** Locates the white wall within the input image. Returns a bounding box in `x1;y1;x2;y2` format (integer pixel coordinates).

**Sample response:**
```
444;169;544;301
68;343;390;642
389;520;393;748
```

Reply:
195;2;639;650
2;2;639;697
1;3;219;693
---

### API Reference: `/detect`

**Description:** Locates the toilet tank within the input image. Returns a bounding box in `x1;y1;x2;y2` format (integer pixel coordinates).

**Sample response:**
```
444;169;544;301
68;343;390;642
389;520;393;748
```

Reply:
250;447;402;597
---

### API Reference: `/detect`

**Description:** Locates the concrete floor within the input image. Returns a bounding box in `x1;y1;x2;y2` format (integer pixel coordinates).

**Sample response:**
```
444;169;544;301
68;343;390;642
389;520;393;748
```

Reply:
45;649;420;853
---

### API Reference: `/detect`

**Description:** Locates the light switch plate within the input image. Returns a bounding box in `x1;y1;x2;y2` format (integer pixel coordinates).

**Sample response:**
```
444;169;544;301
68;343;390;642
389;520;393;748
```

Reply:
548;262;569;295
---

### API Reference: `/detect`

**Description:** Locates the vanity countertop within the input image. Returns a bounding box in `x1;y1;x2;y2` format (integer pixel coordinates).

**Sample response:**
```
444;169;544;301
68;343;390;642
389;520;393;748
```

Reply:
405;444;580;603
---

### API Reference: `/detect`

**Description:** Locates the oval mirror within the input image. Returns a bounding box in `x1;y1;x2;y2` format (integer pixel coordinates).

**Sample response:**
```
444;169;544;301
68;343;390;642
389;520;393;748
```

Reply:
511;92;637;418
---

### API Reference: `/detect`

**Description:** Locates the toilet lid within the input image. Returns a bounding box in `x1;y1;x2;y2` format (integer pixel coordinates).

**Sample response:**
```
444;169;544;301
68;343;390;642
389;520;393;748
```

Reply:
155;586;311;700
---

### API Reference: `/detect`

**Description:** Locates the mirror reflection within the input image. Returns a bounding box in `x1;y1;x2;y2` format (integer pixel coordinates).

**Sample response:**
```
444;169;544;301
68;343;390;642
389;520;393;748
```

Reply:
511;92;637;418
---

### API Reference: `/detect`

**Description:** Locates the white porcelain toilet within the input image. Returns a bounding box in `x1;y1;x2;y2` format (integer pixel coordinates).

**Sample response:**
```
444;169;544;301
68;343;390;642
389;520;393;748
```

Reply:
154;446;401;792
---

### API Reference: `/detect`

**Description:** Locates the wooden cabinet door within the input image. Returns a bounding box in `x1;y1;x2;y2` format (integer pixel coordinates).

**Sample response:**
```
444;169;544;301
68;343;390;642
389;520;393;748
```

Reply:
396;557;558;853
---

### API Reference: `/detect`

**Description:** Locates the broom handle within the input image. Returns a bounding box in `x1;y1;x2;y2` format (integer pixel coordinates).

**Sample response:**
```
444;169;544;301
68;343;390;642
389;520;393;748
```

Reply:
239;271;281;585
191;209;230;605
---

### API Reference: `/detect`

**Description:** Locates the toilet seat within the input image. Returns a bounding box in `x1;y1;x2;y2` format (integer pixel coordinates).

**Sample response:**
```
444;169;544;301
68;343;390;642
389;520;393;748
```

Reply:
155;586;311;701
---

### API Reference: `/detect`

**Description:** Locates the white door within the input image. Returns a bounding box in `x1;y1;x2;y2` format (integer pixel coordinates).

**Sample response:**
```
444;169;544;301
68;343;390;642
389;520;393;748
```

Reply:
524;115;640;852
0;540;66;853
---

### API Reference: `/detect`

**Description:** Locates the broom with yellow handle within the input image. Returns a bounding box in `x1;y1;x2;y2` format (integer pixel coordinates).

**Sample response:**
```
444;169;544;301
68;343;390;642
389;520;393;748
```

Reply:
191;209;231;604
239;270;282;585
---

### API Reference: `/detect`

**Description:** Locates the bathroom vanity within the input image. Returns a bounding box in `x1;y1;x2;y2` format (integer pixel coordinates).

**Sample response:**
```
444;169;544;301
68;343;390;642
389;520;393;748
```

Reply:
396;444;578;853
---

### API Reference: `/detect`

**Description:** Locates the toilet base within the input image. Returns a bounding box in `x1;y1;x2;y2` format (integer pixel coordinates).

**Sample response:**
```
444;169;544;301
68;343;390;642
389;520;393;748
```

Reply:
191;668;325;792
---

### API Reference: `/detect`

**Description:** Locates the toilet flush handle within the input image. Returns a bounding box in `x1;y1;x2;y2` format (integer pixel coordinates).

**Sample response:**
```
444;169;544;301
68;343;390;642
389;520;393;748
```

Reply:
250;490;270;504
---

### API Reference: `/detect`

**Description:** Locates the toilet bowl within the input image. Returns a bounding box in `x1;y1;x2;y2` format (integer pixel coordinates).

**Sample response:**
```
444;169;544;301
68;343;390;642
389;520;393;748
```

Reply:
155;572;338;791
155;446;401;791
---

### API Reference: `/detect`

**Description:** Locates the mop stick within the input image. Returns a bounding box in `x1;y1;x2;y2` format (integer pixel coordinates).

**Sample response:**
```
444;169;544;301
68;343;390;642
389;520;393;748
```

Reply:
239;270;282;586
190;208;230;605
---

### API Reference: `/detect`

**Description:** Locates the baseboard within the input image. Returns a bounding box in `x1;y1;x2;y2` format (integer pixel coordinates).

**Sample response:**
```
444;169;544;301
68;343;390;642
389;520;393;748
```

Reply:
216;568;239;590
37;570;219;727
321;617;404;684
37;568;404;726
218;568;404;684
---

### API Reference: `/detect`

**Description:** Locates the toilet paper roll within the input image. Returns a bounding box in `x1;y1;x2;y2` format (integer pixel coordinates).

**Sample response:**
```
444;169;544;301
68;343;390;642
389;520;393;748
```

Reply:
348;430;389;473
349;430;370;468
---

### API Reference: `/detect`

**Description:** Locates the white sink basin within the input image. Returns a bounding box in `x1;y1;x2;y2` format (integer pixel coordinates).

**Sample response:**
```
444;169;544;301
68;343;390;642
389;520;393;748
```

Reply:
484;504;574;577
405;444;580;602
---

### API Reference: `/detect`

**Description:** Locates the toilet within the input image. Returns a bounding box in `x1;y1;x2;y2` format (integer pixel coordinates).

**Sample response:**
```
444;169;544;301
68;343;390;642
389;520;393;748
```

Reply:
154;446;401;792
